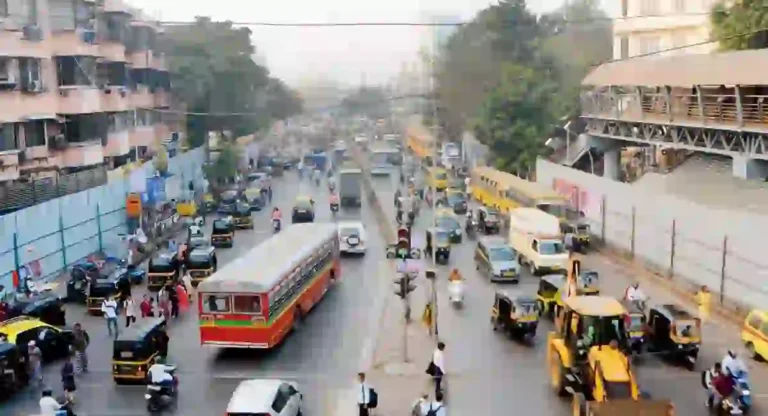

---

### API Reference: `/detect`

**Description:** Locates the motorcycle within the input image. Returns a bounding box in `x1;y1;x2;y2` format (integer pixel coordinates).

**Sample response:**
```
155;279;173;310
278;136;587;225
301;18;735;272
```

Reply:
272;219;281;233
733;370;752;413
145;367;178;412
717;395;745;415
465;219;476;239
448;280;464;307
330;203;339;214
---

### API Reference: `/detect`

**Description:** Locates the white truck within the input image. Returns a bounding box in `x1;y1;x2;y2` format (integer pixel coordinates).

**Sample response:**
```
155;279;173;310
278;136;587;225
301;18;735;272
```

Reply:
339;168;363;207
508;208;569;275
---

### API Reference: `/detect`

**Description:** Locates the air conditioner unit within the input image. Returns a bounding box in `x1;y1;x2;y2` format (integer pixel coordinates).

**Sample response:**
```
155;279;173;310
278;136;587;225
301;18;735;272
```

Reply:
22;25;43;41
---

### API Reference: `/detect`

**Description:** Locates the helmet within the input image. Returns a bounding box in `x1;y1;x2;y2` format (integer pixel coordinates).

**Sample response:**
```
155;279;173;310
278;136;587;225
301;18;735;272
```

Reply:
728;349;737;358
632;282;640;288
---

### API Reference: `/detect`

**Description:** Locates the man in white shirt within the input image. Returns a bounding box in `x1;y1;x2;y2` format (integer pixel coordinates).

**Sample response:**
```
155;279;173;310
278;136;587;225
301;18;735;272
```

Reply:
38;389;64;416
431;342;446;396
148;356;175;389
102;298;119;338
624;283;647;303
722;350;747;377
356;372;371;416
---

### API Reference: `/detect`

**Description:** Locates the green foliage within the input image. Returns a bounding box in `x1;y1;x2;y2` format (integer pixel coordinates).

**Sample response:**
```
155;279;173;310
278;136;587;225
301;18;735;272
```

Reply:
340;87;390;120
204;143;242;183
162;17;302;149
472;64;557;175
711;0;768;51
154;146;168;174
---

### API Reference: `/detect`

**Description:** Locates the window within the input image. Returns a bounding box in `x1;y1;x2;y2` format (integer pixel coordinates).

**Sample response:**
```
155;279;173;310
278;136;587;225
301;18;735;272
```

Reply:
24;120;46;147
639;0;659;15
48;0;76;31
638;35;662;55
63;113;107;143
233;295;262;314
620;36;629;59
621;0;628;16
18;58;41;90
0;123;19;151
271;385;291;413
759;321;768;338
203;294;230;313
674;0;686;13
56;56;95;86
99;62;127;86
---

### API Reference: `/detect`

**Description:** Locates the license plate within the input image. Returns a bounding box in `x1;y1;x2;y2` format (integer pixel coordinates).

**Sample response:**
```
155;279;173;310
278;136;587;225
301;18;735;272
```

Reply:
503;271;514;277
552;265;560;269
297;210;306;213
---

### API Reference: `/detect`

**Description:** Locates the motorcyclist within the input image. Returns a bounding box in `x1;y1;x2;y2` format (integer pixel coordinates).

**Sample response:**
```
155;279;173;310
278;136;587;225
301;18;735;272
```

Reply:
703;362;723;408
711;363;737;409
624;283;647;304
394;188;402;208
722;350;747;378
148;356;176;390
271;207;282;222
330;192;340;209
328;176;337;192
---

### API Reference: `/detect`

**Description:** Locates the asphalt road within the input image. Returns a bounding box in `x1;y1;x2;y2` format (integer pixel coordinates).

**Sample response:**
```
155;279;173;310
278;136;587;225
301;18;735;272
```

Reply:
1;169;387;416
370;169;768;416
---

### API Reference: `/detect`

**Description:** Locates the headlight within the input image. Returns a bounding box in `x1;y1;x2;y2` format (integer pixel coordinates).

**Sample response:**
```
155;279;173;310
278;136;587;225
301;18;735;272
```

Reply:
742;390;751;396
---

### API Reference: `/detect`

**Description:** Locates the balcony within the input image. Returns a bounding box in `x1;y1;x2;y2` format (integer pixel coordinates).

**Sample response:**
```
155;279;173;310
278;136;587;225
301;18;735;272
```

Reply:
50;30;99;57
0;91;58;123
131;86;154;107
0;22;48;58
613;13;710;35
154;89;170;107
105;130;130;156
0;151;21;182
130;125;155;147
57;87;102;114
60;141;104;168
22;146;62;175
100;86;131;112
128;50;165;70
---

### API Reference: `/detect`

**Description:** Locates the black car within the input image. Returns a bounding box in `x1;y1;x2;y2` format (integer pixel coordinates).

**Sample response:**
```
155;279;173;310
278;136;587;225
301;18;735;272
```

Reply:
0;292;66;327
292;198;315;223
217;190;240;214
446;192;468;214
477;207;502;234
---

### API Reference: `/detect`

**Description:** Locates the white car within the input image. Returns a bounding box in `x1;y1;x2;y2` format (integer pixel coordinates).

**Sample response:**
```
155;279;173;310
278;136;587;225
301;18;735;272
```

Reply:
338;221;367;255
226;379;303;416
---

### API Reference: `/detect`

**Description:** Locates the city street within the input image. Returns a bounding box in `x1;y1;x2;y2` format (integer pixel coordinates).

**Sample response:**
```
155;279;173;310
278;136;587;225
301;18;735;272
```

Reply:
1;169;387;416
370;171;768;416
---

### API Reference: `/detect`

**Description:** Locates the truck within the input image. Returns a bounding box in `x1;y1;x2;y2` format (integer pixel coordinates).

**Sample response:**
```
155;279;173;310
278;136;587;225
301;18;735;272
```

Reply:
508;207;568;275
339;168;363;207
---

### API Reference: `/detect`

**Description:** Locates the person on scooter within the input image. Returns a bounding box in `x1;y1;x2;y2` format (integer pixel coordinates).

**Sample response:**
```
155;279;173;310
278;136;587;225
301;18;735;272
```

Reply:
624;282;648;309
330;192;340;212
711;363;737;409
722;350;747;379
148;356;176;391
271;207;282;228
448;268;463;282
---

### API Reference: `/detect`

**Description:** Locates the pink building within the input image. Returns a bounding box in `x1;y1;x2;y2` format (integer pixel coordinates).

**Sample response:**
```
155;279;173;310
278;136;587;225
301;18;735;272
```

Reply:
0;0;181;183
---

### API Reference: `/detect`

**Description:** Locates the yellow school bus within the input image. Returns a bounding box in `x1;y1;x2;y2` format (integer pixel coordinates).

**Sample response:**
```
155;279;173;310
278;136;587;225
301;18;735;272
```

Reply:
406;125;433;161
471;166;571;217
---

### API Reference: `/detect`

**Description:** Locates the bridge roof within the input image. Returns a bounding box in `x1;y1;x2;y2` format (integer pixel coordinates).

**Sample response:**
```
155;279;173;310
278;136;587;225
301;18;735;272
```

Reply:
583;49;768;88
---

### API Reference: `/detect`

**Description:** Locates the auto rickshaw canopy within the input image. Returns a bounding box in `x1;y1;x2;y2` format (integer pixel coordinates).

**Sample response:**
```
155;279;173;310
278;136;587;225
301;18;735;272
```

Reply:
427;228;450;246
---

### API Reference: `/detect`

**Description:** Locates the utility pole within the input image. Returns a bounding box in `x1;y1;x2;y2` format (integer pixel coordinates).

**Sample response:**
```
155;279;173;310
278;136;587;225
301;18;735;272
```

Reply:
427;33;440;339
393;224;417;362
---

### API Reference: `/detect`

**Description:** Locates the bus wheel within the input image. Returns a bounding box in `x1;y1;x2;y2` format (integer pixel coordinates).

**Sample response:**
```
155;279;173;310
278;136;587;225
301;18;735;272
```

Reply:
292;307;304;331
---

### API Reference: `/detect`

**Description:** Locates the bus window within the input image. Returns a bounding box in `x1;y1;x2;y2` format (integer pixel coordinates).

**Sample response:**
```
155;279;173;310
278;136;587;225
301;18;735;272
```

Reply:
234;295;263;315
537;203;565;218
204;295;231;313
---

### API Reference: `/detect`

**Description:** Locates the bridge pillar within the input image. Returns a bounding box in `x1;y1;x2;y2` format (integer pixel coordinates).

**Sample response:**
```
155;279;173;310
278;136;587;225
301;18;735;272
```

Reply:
603;148;621;180
732;156;768;180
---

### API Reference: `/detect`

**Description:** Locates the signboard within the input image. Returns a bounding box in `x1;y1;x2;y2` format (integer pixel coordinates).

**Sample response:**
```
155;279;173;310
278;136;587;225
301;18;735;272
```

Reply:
144;176;166;205
126;193;142;218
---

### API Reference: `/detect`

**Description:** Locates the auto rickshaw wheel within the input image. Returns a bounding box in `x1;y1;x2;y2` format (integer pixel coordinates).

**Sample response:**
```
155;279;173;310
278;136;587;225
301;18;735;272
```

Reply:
572;393;587;416
549;350;568;396
746;342;759;361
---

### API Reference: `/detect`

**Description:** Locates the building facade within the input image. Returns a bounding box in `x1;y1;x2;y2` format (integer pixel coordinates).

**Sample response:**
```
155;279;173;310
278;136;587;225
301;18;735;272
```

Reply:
613;0;721;60
0;0;180;184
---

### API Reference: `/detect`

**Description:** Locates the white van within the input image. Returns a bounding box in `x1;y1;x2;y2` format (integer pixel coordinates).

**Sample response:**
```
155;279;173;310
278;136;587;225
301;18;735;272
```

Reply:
508;208;568;275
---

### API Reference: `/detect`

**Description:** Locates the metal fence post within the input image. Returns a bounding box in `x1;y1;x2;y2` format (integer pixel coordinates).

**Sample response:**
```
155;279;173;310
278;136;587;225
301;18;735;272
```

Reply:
720;236;728;305
669;219;676;278
12;232;20;274
630;206;636;258
96;203;103;253
600;195;606;244
58;213;67;267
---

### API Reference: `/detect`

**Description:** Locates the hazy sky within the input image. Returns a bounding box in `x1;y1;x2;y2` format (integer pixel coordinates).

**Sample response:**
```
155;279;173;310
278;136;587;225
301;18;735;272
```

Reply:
128;0;617;87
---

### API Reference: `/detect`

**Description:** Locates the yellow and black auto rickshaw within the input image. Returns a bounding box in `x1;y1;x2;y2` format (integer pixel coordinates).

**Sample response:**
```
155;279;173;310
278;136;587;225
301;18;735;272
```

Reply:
147;252;179;292
186;246;218;287
85;274;124;315
112;317;167;384
622;300;647;356
491;292;539;342
176;196;197;217
426;228;451;265
0;342;25;398
645;304;701;370
201;193;216;214
211;219;234;248
232;202;254;229
553;269;600;318
536;273;566;319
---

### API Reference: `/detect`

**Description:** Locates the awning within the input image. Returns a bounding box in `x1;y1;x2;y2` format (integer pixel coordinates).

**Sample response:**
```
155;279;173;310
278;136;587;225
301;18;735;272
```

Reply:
582;48;768;88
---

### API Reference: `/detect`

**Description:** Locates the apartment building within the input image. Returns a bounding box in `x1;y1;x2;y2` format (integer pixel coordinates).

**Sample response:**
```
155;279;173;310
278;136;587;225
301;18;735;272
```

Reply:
613;0;721;60
0;0;180;183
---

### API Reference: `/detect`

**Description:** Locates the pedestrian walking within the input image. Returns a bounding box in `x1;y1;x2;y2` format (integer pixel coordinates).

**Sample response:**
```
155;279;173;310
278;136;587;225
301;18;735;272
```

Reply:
140;294;154;318
424;391;446;416
411;393;430;416
123;294;137;327
695;285;712;323
356;372;377;416
158;295;170;321
168;284;180;319
71;323;90;374
61;354;76;403
426;342;446;396
176;282;189;314
182;270;193;296
28;341;43;387
101;298;119;338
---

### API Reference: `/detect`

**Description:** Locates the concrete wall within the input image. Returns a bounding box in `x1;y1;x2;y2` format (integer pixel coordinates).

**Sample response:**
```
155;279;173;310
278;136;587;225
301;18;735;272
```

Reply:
0;148;205;290
536;158;768;309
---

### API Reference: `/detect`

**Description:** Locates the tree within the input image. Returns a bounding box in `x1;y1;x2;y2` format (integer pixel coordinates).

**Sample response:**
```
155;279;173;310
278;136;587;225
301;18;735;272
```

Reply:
711;0;768;51
203;143;242;184
162;17;302;148
340;87;390;120
472;64;558;176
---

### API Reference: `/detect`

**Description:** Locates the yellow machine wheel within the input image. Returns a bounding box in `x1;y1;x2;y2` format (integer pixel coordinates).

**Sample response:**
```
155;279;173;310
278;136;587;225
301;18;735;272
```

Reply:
549;349;567;396
572;393;587;416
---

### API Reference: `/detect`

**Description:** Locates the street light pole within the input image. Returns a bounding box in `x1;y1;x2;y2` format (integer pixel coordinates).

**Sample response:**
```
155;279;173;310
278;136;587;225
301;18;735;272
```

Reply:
428;37;439;339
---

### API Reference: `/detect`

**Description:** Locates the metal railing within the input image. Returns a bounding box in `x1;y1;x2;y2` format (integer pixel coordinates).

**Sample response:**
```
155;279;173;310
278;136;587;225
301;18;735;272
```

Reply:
0;167;108;215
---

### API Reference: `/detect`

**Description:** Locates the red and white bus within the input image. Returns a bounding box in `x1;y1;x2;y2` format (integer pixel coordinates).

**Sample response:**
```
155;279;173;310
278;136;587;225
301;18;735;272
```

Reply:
197;223;340;348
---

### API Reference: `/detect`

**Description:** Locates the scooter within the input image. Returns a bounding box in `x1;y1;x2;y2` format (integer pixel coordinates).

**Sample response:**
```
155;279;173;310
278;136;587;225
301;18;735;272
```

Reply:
145;368;178;412
448;280;464;308
733;370;752;413
273;219;281;233
330;203;339;214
